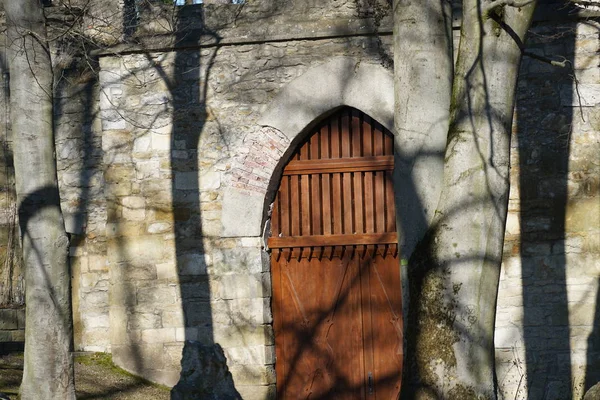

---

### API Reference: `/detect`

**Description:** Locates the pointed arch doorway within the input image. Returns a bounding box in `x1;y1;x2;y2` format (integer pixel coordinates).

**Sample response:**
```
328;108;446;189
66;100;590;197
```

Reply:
268;108;403;399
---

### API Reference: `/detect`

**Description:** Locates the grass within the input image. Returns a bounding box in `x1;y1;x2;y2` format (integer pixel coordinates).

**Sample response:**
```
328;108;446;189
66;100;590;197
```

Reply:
0;350;171;399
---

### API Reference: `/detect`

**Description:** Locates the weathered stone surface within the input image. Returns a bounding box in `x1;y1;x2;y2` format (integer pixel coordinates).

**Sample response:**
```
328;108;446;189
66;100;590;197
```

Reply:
221;188;264;237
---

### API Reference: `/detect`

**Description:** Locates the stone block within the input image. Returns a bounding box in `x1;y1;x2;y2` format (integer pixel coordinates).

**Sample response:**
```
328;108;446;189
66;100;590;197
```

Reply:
164;343;184;368
223;345;275;366
106;181;133;197
200;171;221;191
102;129;132;152
87;255;107;272
180;280;212;301
236;385;276;400
128;312;162;330
0;330;12;342
148;222;172;234
240;237;261;247
212;298;272;326
110;307;136;345
135;160;160;179
16;309;25;329
151;132;171;151
217;273;270;300
81;272;101;288
178;253;209;276
0;309;18;330
570;303;596;326
133;133;152;153
494;326;523;348
175;172;199;190
122;196;146;221
211;247;263;275
137;285;178;305
183;302;213;327
221;188;264;237
107;235;173;265
561;83;600;107
82;291;109;308
162;310;184;329
156;262;178;280
11;329;25;342
566;198;600;232
213;324;273;349
141;328;177;343
83;312;110;329
229;364;276;386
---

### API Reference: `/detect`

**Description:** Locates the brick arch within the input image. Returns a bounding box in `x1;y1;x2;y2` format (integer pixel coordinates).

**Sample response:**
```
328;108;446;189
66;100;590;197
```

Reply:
258;57;394;141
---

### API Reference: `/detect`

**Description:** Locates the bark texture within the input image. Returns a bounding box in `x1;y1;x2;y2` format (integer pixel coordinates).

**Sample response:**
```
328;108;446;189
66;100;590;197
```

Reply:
398;1;536;398
5;1;76;398
393;0;453;259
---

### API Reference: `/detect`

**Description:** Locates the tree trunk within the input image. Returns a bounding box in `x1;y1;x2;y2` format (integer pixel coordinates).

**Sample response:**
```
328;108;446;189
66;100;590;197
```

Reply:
392;0;453;259
397;1;536;399
5;1;76;398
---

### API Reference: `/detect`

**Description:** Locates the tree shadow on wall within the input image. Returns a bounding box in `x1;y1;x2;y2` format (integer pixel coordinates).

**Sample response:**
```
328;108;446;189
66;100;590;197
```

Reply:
134;3;241;397
514;4;599;398
167;4;240;398
95;1;243;397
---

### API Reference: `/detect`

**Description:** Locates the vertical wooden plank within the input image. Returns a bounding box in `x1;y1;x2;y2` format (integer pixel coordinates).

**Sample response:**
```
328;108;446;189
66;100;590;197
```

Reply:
374;123;384;157
321;125;332;235
298;139;311;238
341;111;353;235
352;111;364;235
290;174;300;236
384;128;394;156
374;171;385;234
301;174;311;236
369;253;403;398
309;129;321;236
280;176;290;237
311;174;322;236
373;123;385;233
311;128;320;160
359;254;375;400
272;255;286;398
321;123;330;159
363;115;373;157
271;188;280;237
363;116;374;234
331;116;343;235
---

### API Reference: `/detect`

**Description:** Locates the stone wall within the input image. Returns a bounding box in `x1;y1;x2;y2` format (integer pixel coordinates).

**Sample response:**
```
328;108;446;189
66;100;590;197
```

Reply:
96;25;394;395
495;19;600;399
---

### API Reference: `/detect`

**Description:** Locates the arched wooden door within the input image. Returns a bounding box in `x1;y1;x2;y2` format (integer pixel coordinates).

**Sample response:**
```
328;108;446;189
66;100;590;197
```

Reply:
268;108;403;399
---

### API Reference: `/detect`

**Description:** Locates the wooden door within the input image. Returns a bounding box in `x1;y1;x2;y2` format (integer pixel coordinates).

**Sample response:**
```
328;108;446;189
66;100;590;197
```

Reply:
268;108;403;399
